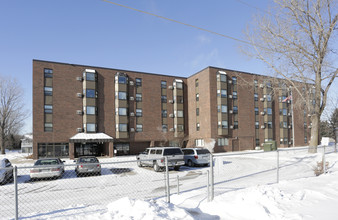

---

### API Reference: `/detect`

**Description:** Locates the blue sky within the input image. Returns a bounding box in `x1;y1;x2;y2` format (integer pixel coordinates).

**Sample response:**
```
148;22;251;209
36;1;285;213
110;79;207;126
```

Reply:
0;0;335;134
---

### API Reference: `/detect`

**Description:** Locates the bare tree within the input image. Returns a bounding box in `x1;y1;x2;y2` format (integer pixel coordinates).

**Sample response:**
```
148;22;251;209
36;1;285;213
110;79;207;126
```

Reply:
245;0;338;153
0;75;28;154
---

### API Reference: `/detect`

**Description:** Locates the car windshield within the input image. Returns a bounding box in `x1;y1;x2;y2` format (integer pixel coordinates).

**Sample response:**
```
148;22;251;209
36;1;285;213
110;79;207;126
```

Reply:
163;148;183;156
197;149;210;154
35;159;59;165
79;158;98;163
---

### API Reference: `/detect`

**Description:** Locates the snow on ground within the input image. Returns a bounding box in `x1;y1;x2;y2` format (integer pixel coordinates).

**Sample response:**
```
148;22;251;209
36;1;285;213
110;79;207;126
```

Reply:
1;147;338;219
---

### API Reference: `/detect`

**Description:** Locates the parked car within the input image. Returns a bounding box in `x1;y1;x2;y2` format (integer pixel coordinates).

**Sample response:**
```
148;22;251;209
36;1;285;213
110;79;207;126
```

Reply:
0;158;13;185
30;158;65;180
136;147;185;172
74;156;101;177
182;148;210;167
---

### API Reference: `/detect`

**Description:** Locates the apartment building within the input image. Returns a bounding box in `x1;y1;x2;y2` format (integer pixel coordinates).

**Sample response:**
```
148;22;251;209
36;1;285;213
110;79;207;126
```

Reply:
32;60;311;159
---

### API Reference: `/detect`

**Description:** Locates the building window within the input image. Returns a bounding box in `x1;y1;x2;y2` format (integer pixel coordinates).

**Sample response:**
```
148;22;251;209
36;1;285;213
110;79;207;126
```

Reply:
255;139;260;146
222;120;228;129
254;93;258;101
232;91;237;99
221;89;227;98
267;108;272;115
233;106;238;114
86;72;96;81
221;105;227;113
266;95;272;102
234;121;238;129
280;138;284;144
284;138;288;145
220;74;227;82
161;95;167;103
44;105;53;113
118;76;127;84
161;81;167;88
268;121;273;129
44;123;53;132
196;108;199;116
176;82;183;89
255;122;259;129
118;107;127;116
196;123;200;131
232;76;237;84
304;136;307;143
162;124;168;132
195;139;204;147
44;87;53;96
162;110;167;118
136;124;143;132
86;106;96;115
304;122;307;129
195;79;199;87
118;124;128;132
86;123;96;132
176;96;184;103
86;89;95;98
196;93;199;101
44;69;53;78
283;109;287;116
177;110;184;118
255;107;259;115
177;125;184;132
283;121;287;128
254;80;258;86
118;92;127;100
136;78;142;86
218;138;228;146
136;93;142;102
136;109;142;117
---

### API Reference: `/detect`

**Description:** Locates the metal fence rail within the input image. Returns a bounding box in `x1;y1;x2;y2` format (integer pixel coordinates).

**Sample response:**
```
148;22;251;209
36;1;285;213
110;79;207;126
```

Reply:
0;145;335;220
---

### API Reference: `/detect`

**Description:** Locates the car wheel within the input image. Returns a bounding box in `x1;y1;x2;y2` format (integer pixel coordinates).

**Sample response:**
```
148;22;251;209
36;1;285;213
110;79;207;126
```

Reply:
153;162;160;172
137;159;143;167
97;172;101;176
174;166;180;171
187;160;194;167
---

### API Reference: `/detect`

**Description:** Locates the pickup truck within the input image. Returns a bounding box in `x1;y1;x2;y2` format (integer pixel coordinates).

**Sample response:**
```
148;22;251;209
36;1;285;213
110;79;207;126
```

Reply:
136;147;185;172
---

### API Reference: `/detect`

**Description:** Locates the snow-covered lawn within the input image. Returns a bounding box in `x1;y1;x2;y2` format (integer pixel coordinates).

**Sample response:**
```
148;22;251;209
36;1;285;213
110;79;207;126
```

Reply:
1;146;337;219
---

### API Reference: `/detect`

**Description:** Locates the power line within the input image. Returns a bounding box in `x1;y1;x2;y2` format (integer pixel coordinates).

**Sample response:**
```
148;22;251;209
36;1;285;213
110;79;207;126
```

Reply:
101;0;263;48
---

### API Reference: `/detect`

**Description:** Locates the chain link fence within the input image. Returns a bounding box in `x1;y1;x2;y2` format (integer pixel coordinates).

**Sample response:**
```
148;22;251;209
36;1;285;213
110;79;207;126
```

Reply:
0;145;336;219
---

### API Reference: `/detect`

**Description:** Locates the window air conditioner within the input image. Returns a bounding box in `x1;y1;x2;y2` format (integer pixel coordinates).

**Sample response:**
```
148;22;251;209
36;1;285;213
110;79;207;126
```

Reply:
229;110;233;114
130;112;135;116
129;81;134;85
259;84;264;88
169;100;174;104
288;125;292;128
260;98;265;102
130;128;135;132
168;86;173;90
76;76;83;81
76;93;83;98
228;80;232;84
229;125;234;129
260;111;265;115
288;142;292;145
228;95;233;99
288;112;292;116
308;126;312;128
76;110;83;115
169;114;174;118
169;128;175;132
76;128;83;133
261;125;265;129
129;97;134;101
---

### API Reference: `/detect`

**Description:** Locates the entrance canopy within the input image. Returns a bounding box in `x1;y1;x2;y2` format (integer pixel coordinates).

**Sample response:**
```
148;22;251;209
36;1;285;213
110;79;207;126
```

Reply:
69;133;114;143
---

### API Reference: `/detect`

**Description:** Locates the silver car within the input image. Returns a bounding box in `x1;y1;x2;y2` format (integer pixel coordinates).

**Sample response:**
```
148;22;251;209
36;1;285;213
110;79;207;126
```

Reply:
74;156;101;177
182;148;210;167
0;158;13;185
30;158;65;180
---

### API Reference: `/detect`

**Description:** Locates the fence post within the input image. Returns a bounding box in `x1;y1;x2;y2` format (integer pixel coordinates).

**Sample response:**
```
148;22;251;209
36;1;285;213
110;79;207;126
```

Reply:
323;145;326;174
276;149;279;183
165;156;170;203
14;166;18;220
209;154;214;201
177;175;179;195
207;170;210;202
